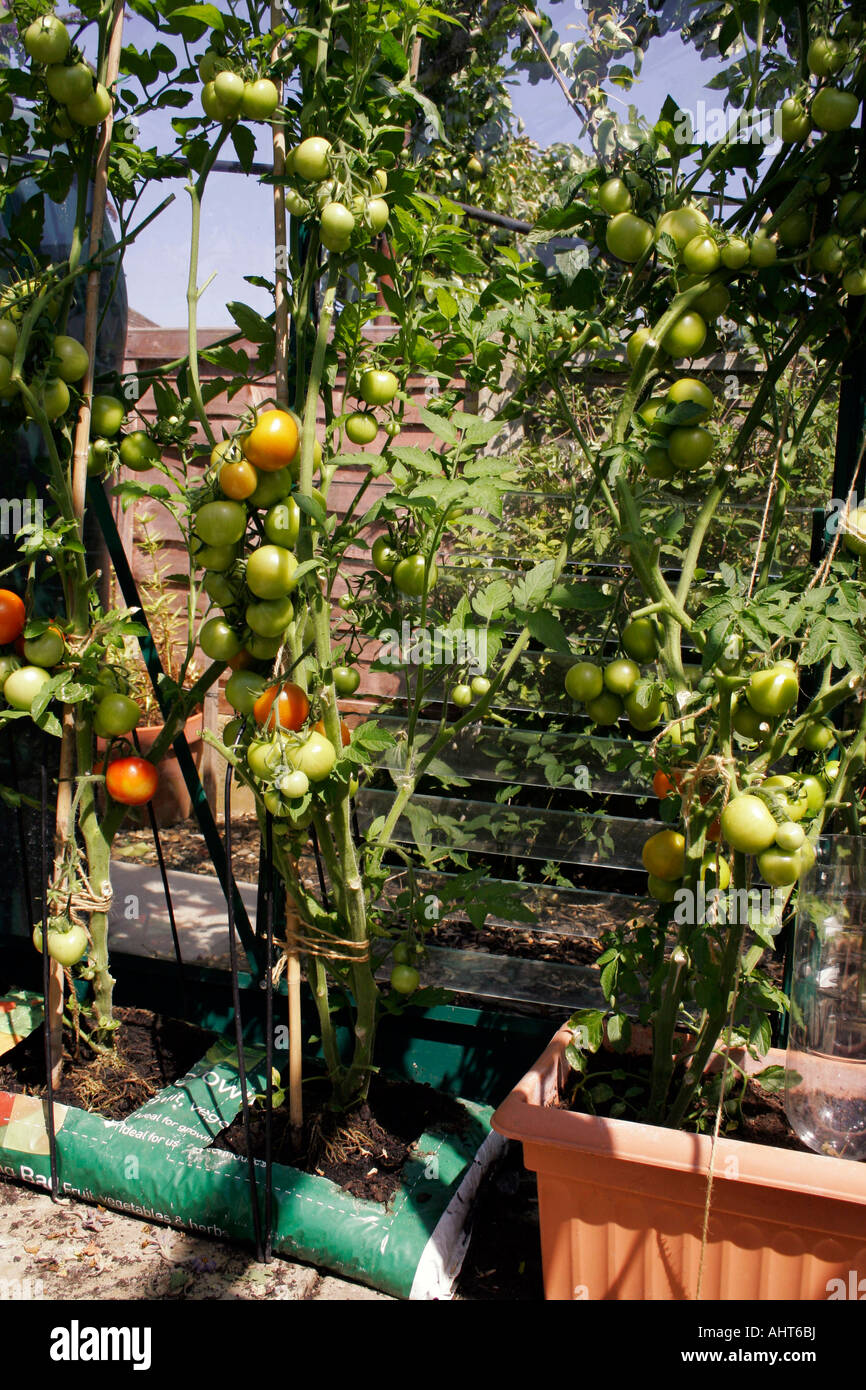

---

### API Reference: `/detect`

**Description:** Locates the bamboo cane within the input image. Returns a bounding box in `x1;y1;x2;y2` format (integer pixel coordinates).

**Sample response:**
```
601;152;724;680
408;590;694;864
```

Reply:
271;4;303;1138
46;0;126;1085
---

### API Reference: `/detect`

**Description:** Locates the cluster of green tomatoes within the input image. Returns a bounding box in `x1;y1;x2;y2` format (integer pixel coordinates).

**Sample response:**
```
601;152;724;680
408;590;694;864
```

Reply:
197;47;281;123
21;14;112;133
283;137;390;254
564;616;666;730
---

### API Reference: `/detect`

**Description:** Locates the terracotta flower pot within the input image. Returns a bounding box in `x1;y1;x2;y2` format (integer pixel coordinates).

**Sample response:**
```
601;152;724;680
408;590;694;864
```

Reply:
492;1026;866;1301
99;714;203;827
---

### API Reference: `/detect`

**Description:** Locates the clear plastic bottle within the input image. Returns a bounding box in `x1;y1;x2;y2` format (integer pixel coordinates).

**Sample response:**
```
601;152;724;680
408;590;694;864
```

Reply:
785;836;866;1160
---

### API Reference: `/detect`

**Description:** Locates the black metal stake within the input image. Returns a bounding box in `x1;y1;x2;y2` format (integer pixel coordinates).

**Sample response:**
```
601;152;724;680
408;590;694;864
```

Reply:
224;764;263;1261
309;821;330;912
39;765;59;1200
263;811;275;1263
132;730;188;1003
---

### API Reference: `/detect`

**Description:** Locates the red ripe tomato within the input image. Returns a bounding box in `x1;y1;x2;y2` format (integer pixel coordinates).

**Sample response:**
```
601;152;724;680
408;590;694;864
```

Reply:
243;410;300;471
253;680;310;730
105;757;159;806
0;589;26;645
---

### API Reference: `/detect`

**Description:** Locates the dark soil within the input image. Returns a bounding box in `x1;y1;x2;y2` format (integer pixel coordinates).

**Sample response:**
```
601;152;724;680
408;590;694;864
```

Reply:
566;1047;813;1153
0;1007;213;1119
212;1075;470;1205
457;1142;544;1300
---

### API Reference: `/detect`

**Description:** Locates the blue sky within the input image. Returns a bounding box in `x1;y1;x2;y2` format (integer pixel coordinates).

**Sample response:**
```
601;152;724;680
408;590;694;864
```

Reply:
120;6;725;326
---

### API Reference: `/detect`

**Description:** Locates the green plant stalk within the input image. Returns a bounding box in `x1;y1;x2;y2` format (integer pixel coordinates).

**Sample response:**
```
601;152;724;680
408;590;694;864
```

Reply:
185;129;231;450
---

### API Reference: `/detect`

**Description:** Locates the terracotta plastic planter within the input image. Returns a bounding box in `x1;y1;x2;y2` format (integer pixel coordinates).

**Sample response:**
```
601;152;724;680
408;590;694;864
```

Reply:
99;714;203;827
492;1026;866;1301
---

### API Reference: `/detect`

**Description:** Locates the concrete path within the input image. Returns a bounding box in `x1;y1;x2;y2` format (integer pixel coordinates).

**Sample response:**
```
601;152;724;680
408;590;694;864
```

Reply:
0;1181;392;1301
107;861;256;970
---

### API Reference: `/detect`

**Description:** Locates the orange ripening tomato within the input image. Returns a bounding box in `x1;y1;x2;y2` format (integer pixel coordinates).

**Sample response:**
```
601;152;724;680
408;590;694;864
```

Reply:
105;757;159;806
706;816;721;842
315;717;351;747
219;459;258;500
653;768;683;800
243;410;300;472
0;589;26;646
253;680;310;730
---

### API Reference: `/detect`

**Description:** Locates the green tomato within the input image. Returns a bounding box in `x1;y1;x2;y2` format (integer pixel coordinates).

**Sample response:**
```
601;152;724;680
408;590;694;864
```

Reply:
393;553;436;597
598;176;632;215
721;236;751;269
624;686;664;730
682;234;721;275
293;136;332;181
246;544;298;600
94;693;141;737
390;963;420;995
195;500;247;547
694;283;730;320
4;665;52;712
320;201;355;252
700;852;731;890
843;266;866;296
245;632;282;660
203;571;239;607
801;721;835;753
245;595;295;638
585;691;623;725
470;675;491;698
29;378;70;421
762;774;810;823
246;737;283;780
807;36;848;77
732;700;772;742
644;445;675;480
222;717;244;748
779;97;812;143
22;627;64;666
288;730;337;782
838;190;866;230
33;922;89;967
345;411;379;445
367;198;389;234
24;15;71;65
333;665;360;696
119;431;161;472
261;501;300;556
812;231;852;273
91;394;125;437
796;774;827;816
668;425;715;470
665;377;714;421
225;670;267;715
213;69;244;115
0;654;21;691
775;821;806;853
0;320;18;357
757;846;802;887
199;617;243;662
720;793;778;854
647;873;681;903
68;83;112;126
452;683;473;708
191;538;237;571
746;663;799;717
360;368;399;406
811;87;860;132
250;467;293;508
656;206;710;253
661;311;707;360
606;212;653;263
626;326;662;368
52;335;89;383
241;78;280;119
564;661;604;702
372;536;399;575
603;658;640;697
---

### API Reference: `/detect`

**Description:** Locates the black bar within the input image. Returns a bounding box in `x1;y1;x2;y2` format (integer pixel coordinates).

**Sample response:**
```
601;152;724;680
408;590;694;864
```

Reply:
39;765;59;1200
